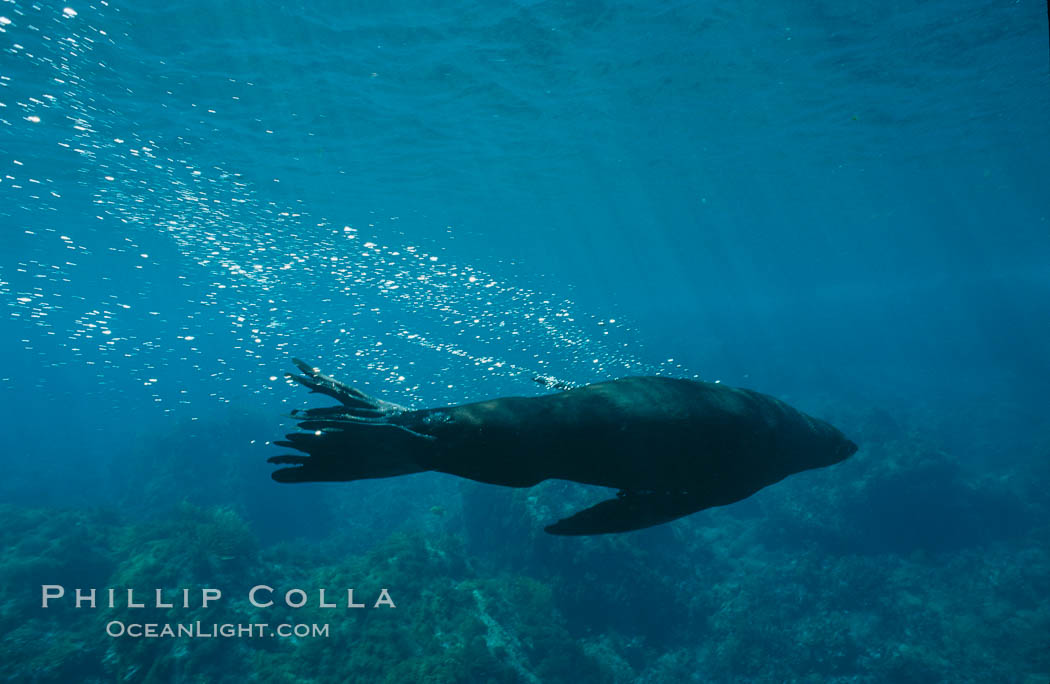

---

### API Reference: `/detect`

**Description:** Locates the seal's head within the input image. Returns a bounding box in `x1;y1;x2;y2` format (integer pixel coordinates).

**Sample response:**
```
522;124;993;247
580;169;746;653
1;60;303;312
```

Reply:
780;417;857;476
836;438;859;464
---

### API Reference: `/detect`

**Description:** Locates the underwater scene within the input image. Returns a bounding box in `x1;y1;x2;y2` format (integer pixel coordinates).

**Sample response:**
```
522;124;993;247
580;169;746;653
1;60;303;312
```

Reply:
2;0;1049;682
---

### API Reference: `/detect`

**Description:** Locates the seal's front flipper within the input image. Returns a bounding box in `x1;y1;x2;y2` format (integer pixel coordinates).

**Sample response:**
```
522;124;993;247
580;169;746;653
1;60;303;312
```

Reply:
544;491;705;536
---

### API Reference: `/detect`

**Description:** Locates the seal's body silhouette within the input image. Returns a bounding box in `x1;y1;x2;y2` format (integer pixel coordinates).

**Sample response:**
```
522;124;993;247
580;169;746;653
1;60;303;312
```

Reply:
270;360;856;535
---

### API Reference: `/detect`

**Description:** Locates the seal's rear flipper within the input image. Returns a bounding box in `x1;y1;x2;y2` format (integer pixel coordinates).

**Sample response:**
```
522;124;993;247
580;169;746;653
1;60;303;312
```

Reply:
287;358;407;413
269;421;431;483
544;491;705;535
271;359;433;483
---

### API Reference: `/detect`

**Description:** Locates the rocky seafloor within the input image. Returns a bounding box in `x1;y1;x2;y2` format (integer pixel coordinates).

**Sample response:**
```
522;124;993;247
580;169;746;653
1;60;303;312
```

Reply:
2;400;1048;683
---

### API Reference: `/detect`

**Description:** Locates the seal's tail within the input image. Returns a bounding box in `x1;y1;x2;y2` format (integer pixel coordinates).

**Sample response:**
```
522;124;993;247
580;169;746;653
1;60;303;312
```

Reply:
268;359;434;483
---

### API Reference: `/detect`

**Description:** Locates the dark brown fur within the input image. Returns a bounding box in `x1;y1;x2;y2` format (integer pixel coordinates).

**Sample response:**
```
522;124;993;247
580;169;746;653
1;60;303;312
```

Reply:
270;360;856;535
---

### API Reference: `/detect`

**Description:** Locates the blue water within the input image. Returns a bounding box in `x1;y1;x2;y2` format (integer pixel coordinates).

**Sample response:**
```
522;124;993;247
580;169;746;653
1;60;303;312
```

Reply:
2;0;1048;681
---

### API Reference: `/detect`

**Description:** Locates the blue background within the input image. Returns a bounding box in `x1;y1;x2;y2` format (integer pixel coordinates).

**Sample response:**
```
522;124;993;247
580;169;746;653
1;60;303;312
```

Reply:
1;0;1048;681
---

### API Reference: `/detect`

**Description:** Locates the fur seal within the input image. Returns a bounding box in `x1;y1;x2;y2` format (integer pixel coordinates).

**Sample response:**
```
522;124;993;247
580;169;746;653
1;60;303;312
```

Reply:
269;359;857;535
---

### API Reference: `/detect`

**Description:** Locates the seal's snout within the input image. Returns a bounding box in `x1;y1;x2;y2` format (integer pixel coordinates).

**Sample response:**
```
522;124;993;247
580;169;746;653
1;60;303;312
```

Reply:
839;439;858;461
